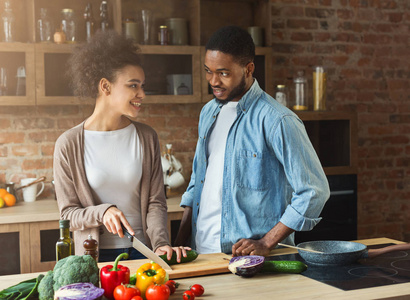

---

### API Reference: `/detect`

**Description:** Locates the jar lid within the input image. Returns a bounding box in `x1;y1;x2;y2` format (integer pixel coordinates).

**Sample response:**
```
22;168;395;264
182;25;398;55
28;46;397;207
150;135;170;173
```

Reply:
160;25;168;29
277;84;285;88
61;8;74;13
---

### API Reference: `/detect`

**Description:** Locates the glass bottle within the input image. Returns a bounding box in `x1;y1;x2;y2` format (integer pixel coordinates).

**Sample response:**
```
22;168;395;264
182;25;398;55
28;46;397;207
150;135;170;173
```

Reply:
61;8;76;43
84;3;95;43
37;8;52;43
275;84;288;107
56;219;75;261
1;0;15;42
313;66;327;111
293;70;308;111
100;1;109;32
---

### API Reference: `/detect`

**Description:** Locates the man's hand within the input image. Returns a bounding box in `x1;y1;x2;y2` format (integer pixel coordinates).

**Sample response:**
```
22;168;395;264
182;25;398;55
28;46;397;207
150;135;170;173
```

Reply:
103;206;134;238
232;238;271;257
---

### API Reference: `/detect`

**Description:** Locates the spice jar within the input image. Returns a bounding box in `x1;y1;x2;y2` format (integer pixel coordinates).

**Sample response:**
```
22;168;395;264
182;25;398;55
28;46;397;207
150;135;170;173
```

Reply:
293;70;308;111
313;66;326;111
61;8;76;43
275;84;288;107
158;25;169;45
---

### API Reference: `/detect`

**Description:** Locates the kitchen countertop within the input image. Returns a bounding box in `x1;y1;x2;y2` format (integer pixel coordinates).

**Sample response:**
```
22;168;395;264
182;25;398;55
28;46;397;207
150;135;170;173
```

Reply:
0;196;184;225
0;238;408;299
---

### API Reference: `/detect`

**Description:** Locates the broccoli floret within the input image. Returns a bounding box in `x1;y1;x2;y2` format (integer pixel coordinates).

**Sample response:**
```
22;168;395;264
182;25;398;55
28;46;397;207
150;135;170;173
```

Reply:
38;270;55;300
52;255;99;291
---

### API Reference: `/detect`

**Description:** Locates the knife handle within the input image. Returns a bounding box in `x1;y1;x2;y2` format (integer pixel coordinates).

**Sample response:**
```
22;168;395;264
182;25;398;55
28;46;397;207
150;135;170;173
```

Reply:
121;224;133;239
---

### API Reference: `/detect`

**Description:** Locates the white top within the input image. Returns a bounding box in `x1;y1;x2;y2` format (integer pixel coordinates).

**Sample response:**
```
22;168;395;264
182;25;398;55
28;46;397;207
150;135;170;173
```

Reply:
196;101;238;254
84;123;145;249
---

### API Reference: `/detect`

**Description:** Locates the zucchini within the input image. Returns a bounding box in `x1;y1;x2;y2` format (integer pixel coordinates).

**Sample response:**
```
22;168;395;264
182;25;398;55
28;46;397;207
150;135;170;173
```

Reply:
261;260;307;274
159;250;199;265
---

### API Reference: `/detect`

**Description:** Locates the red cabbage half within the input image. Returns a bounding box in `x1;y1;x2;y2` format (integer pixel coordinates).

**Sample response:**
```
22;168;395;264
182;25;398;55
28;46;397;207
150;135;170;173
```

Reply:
54;282;104;300
228;255;265;277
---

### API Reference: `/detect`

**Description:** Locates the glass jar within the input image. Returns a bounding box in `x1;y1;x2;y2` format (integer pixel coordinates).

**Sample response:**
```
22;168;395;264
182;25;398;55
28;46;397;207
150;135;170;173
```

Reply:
158;25;169;45
275;84;288;107
61;8;76;43
84;3;95;43
100;1;109;32
37;8;52;43
313;66;326;111
293;70;308;111
1;0;15;42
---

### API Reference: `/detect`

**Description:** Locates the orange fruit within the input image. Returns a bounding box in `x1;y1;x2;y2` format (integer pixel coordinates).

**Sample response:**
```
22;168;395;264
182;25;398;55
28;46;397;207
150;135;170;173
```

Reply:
3;193;16;207
0;188;7;198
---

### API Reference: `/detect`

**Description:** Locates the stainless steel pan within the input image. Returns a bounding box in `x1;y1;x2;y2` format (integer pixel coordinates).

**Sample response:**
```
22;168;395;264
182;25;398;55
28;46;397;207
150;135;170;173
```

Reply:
296;240;410;266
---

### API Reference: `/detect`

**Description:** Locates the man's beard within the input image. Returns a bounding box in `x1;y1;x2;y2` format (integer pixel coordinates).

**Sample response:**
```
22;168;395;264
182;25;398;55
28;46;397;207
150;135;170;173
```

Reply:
214;75;247;104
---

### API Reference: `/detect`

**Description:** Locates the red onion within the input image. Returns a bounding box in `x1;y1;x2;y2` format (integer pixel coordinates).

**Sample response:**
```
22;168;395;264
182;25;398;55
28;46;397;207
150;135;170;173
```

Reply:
54;282;104;300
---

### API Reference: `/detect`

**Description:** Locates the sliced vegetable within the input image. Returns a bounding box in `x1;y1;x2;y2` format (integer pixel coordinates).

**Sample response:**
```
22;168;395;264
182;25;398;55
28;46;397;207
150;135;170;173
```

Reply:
228;255;265;278
54;282;104;300
159;250;198;265
261;260;307;274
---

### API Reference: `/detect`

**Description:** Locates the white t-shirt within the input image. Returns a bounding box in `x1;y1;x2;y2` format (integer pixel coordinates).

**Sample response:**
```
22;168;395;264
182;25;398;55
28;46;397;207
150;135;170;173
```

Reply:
84;123;145;249
196;101;238;254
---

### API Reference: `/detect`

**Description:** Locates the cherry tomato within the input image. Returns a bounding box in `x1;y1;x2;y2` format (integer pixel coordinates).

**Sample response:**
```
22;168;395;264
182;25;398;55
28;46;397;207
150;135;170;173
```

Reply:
113;284;141;300
165;280;179;295
145;284;170;300
131;297;143;300
190;284;204;297
182;290;195;300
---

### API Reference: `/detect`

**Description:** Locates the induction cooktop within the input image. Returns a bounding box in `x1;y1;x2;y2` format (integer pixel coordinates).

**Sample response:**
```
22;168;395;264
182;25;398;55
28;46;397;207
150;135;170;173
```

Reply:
267;244;410;291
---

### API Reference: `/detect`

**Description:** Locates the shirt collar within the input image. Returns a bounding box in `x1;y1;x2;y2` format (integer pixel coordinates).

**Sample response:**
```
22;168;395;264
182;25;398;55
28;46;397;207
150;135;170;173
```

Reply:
237;79;263;114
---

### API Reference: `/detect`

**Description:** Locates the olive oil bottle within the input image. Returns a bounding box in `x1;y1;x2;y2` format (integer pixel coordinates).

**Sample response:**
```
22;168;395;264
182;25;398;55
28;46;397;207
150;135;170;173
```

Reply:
56;219;75;261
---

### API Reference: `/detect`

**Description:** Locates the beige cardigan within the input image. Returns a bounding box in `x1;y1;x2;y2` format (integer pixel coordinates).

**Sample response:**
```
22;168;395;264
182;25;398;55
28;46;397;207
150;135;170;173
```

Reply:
53;121;169;255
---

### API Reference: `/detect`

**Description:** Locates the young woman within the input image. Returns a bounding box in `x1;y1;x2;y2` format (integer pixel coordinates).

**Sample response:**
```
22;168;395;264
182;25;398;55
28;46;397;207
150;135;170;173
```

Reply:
54;30;188;262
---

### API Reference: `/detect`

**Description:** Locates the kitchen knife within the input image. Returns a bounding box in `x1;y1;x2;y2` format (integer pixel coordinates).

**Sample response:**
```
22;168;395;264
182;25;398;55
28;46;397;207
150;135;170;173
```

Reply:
121;224;172;271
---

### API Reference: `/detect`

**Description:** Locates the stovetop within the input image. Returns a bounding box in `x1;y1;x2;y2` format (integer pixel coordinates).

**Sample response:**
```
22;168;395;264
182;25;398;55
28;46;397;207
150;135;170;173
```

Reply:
267;244;410;291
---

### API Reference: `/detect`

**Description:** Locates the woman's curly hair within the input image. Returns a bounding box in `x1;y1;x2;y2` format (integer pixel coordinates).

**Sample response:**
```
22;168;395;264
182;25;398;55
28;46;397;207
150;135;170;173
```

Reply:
67;30;142;99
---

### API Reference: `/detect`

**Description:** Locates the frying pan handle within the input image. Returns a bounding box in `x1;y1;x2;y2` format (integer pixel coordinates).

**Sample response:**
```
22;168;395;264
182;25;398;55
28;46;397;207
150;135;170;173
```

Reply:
367;243;410;258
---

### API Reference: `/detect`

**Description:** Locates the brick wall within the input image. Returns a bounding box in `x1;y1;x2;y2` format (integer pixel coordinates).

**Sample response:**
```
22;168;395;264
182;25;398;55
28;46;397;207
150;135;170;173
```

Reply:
270;0;410;241
1;0;409;242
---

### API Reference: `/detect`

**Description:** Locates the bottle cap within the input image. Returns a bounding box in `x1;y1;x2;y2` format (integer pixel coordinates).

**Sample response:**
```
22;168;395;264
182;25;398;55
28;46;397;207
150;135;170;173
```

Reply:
59;219;70;228
277;84;285;88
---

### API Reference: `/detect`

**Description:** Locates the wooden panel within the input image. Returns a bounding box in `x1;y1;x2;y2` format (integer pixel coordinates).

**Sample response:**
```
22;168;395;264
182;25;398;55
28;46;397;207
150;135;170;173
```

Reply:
0;223;31;274
30;221;59;273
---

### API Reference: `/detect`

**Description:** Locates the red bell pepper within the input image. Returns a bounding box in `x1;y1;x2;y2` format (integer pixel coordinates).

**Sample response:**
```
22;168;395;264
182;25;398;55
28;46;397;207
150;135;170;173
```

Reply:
100;253;131;300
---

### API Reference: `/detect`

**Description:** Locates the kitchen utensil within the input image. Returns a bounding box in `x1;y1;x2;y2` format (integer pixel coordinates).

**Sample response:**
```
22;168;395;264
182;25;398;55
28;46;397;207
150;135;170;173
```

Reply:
277;242;324;254
16;176;46;191
296;240;410;266
121;225;172;271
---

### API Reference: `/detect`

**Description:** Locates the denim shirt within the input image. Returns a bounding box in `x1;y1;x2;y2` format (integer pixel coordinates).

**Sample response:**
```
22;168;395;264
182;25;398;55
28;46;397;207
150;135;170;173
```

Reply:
181;80;330;253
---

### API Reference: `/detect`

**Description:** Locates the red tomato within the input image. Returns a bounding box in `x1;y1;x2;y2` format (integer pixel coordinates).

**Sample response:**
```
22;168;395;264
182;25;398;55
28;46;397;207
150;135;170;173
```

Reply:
182;290;195;300
165;280;178;295
113;284;141;300
145;284;170;300
131;297;143;300
190;284;204;297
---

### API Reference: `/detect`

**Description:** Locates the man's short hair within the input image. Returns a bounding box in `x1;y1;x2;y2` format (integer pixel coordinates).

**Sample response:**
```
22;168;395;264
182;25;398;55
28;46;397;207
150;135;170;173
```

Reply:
205;26;255;67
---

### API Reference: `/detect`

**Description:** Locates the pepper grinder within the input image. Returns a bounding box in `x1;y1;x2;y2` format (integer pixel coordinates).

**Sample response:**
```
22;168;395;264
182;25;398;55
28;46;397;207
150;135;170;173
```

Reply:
83;234;99;262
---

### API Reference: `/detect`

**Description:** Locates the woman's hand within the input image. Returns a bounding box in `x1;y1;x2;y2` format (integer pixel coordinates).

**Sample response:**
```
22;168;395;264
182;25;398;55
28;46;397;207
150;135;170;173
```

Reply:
102;206;134;238
155;245;192;263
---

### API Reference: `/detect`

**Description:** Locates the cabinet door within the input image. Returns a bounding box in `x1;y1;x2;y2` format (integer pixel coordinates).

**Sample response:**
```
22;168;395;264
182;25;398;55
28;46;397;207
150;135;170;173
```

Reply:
30;220;59;272
0;223;30;275
0;43;35;105
35;43;94;105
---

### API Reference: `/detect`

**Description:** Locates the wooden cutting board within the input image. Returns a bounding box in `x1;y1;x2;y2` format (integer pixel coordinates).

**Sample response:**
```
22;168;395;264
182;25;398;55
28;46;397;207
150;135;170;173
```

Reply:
117;253;232;279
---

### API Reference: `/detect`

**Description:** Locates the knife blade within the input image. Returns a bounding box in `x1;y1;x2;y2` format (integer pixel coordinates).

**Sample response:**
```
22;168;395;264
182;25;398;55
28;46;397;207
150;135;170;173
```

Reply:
121;225;172;271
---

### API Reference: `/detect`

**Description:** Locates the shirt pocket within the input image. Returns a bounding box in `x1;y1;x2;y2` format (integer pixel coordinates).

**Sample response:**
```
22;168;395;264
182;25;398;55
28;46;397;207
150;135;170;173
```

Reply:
236;149;270;191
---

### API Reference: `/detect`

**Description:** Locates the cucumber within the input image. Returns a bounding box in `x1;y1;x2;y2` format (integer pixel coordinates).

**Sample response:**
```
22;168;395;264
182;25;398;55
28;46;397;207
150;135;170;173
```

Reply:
260;260;307;274
159;250;199;265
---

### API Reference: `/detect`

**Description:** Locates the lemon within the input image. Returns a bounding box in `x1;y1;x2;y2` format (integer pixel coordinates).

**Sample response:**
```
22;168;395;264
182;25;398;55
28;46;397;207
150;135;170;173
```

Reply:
0;197;4;208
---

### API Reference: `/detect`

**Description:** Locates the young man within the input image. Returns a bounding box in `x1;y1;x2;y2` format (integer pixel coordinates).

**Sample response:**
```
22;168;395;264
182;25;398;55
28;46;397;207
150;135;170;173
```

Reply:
175;26;330;256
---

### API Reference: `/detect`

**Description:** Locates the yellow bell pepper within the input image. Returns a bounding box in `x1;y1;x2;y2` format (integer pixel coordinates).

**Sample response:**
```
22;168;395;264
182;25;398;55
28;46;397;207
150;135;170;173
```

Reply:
135;262;167;297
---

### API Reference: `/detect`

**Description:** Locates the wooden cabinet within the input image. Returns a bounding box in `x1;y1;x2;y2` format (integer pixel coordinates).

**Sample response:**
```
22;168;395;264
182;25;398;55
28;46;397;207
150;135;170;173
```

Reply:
0;0;273;105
